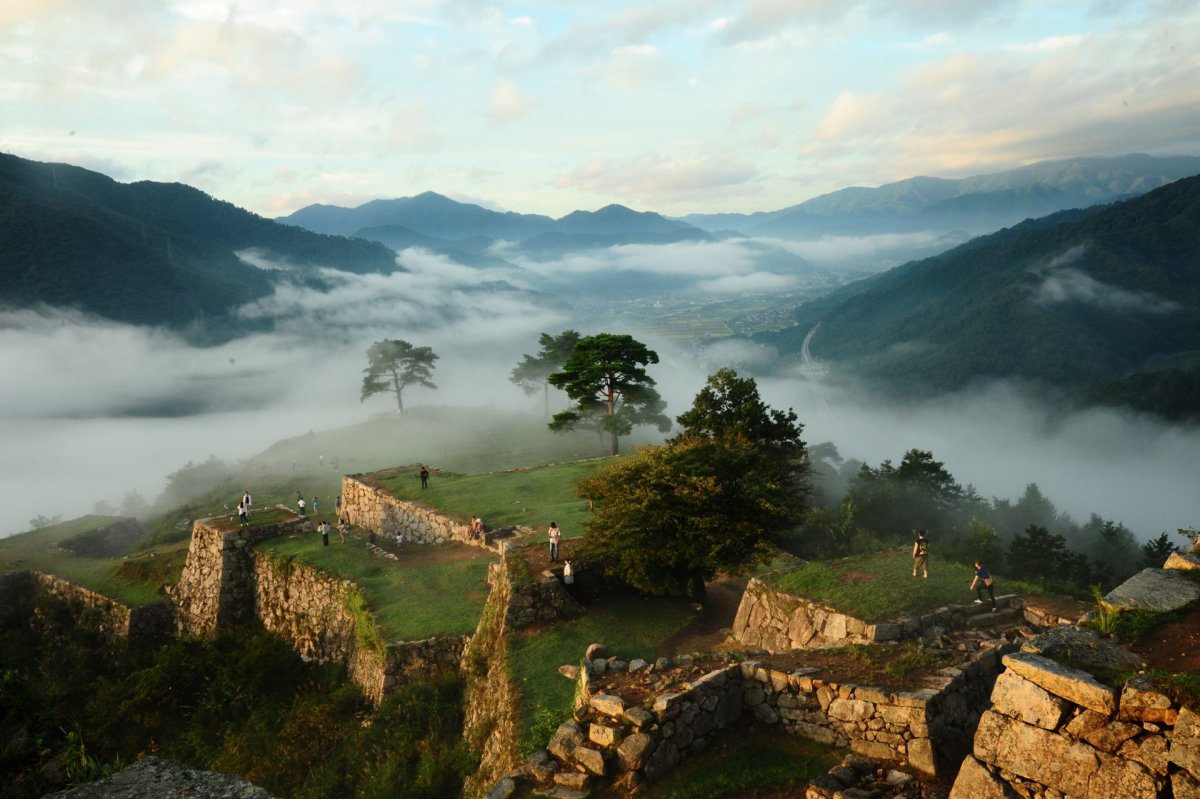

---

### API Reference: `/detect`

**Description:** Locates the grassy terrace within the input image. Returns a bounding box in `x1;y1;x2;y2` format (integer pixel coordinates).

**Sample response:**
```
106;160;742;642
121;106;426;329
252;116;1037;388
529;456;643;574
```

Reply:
255;533;494;643
766;548;1046;622
0;516;179;606
368;458;611;539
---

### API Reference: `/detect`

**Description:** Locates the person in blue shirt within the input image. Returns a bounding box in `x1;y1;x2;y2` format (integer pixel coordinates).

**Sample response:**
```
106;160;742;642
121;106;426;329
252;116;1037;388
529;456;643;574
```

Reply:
970;561;997;611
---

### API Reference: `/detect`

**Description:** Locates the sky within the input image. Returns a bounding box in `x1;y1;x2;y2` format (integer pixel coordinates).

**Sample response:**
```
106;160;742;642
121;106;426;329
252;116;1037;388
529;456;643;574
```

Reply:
3;0;1200;218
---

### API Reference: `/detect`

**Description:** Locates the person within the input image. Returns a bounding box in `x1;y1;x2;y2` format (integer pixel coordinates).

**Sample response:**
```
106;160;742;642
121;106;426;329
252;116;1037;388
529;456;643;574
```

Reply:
338;520;348;544
912;530;929;578
471;516;484;540
237;500;248;526
298;496;306;517
548;522;561;562
320;520;330;547
563;560;574;586
335;495;342;516
970;561;997;611
396;531;404;551
420;465;430;489
242;490;252;514
313;496;320;515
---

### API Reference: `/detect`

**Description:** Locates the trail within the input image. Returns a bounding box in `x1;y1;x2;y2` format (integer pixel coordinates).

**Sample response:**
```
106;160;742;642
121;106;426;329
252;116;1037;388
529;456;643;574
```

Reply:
796;322;844;434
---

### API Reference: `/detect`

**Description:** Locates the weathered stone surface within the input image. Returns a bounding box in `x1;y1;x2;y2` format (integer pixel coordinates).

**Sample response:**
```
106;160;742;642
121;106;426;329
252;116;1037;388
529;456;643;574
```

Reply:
628;658;648;672
1089;751;1160;799
588;723;621;747
485;777;516;799
1119;733;1169;775
1018;625;1143;674
623;705;654;729
1062;709;1140;753
571;744;606;776
828;698;874;723
1001;653;1117;715
907;737;936;777
43;756;276;798
1171;707;1200;776
1119;675;1178;725
547;722;584;760
1103;567;1200;612
558;664;578;680
850;739;896;760
1174;769;1200;799
553;771;590;790
948;755;1017;799
616;732;656;771
585;643;609;661
974;709;1098;797
588;693;626;718
1164;551;1200;571
990;670;1071;730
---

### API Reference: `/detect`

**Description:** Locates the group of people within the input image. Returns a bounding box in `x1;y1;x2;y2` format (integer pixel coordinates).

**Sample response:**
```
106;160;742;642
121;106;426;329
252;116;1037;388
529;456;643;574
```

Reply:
911;529;998;612
236;489;253;525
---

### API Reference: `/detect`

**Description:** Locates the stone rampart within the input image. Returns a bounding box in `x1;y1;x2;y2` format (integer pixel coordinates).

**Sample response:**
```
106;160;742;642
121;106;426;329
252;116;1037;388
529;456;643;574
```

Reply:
0;570;173;646
341;474;479;546
949;653;1193;799
505;563;584;630
732;575;1023;651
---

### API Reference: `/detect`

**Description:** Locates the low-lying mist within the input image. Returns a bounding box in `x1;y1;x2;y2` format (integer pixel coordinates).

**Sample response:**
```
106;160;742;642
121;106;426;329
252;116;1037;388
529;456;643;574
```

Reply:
3;238;1196;543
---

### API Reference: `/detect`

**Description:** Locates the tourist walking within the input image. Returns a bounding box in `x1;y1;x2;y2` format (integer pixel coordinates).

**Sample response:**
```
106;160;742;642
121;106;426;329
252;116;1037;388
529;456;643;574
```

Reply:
298;496;306;517
912;530;929;578
969;560;997;611
548;522;561;562
313;496;319;515
338;520;348;544
320;521;330;547
420;465;430;489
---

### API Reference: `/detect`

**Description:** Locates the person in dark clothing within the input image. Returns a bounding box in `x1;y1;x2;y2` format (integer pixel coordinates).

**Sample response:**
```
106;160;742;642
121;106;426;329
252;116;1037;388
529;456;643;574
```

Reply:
419;465;430;489
912;530;929;578
970;560;997;611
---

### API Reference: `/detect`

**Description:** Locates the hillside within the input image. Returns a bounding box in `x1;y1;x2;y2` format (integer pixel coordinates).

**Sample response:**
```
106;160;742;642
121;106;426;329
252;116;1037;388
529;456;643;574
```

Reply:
0;153;398;337
759;175;1200;410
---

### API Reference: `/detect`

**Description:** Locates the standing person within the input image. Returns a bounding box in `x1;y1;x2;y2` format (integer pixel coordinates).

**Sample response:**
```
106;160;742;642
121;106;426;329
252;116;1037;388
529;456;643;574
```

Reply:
242;490;252;515
419;465;430;489
563;560;574;587
298;496;306;517
548;522;561;562
912;530;929;578
320;521;330;547
313;496;320;516
338;520;348;544
335;495;342;517
970;561;997;611
237;501;248;526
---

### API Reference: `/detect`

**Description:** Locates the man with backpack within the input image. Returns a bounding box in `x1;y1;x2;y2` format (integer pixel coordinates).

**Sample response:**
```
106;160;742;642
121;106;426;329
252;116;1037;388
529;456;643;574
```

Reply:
912;530;929;578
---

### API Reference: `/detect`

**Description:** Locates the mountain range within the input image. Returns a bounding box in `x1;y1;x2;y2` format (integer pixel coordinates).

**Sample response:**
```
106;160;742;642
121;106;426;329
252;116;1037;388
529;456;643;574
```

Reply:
758;175;1200;421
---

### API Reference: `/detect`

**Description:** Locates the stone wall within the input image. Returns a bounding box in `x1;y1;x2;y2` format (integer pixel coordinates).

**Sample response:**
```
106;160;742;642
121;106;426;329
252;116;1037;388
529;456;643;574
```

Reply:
949;652;1194;799
732;575;1023;651
505;562;584;630
0;570;173;647
341;475;480;546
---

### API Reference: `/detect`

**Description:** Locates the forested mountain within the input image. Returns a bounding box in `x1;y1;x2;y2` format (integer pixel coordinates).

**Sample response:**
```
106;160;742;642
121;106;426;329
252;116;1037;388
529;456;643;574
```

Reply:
0;153;398;337
684;154;1200;239
760;175;1200;418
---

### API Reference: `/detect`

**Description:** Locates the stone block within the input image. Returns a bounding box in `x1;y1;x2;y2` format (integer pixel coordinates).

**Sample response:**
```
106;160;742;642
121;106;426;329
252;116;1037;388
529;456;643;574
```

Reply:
1119;675;1178;725
1119;734;1169;775
947;755;1016;799
571;744;606;776
1103;568;1200;612
1171;707;1200;777
973;709;1097;797
1175;769;1200;799
585;643;608;661
850;739;896;761
653;693;686;718
990;670;1071;730
907;737;936;776
1063;709;1140;752
623;706;654;729
588;723;621;747
628;658;648;672
1164;551;1200;571
1001;652;1118;715
547;722;584;760
1089;751;1161;798
485;777;516;799
828;698;874;723
753;703;779;724
589;693;626;718
553;771;591;790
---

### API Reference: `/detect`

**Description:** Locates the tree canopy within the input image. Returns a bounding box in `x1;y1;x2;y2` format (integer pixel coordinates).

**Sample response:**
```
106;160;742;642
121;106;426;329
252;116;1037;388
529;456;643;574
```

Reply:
510;330;581;417
577;369;808;597
547;333;670;455
360;339;438;414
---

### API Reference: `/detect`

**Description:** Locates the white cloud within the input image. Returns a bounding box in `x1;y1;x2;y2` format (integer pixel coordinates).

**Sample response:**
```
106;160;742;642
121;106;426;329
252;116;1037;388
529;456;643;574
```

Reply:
554;153;758;205
1031;246;1182;314
695;271;796;293
489;77;533;125
817;92;883;142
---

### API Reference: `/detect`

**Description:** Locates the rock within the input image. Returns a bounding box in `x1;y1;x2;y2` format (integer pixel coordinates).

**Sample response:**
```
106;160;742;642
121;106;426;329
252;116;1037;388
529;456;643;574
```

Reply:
1001;652;1118;715
907;737;936;777
588;693;626;718
947;755;1016;799
1120;675;1178;725
1103;568;1200;612
654;656;673;671
1062;709;1141;753
628;658;648;672
886;769;913;786
623;706;655;729
553;771;590;790
973;709;1098;797
41;756;277;798
990;670;1071;729
585;643;609;661
485;777;517;799
1119;733;1169;775
1174;769;1200;799
617;732;657;771
1170;707;1200;777
558;664;578;680
571;744;607;776
590;658;608;676
1164;551;1200;571
588;723;621;747
1020;625;1143;673
547;722;584;760
828;765;858;786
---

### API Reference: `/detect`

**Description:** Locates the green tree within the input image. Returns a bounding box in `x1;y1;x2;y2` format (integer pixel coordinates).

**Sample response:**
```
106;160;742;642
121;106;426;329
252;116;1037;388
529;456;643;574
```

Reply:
1141;532;1178;568
576;370;808;597
360;339;438;415
510;330;581;417
547;333;670;455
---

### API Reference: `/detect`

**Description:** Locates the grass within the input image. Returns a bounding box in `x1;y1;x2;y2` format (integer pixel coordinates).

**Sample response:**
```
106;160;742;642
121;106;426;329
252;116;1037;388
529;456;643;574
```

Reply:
507;595;699;751
766;548;1048;623
255;535;494;642
0;516;179;606
624;723;843;799
370;458;612;539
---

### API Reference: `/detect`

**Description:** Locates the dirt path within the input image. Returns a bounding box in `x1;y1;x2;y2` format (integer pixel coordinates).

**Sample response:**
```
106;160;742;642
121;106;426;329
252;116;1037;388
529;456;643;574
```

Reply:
658;574;748;656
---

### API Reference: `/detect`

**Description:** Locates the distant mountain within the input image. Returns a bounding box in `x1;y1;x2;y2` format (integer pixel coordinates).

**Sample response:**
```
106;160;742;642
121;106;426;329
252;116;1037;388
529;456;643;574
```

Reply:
758;175;1200;413
0;153;398;337
279;193;710;256
683;154;1200;240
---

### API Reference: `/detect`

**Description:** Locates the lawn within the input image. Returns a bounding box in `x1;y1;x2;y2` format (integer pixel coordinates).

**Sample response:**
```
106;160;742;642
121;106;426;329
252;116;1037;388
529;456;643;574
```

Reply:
0;516;177;606
507;595;699;751
766;548;1047;622
255;534;494;642
370;458;612;539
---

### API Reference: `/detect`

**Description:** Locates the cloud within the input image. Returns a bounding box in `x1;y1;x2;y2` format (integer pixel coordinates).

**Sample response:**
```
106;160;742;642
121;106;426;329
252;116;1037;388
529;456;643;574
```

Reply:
554;153;758;204
1031;246;1182;314
817;91;884;142
695;271;797;293
489;77;533;125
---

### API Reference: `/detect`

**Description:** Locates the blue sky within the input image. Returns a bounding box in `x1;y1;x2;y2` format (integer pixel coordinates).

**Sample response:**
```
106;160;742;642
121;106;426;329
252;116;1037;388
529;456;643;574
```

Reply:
3;0;1199;217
